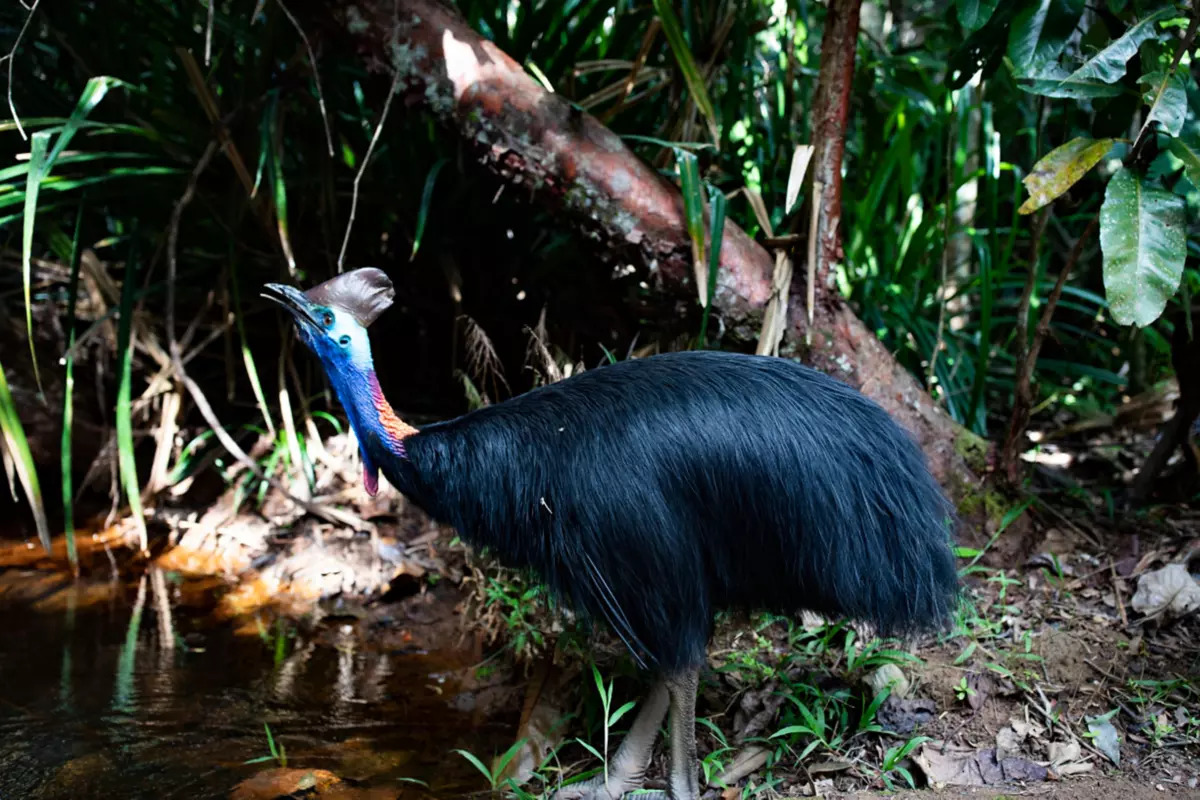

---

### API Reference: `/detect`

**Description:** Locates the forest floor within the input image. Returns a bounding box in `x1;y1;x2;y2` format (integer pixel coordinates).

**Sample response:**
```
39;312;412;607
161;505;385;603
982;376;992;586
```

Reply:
2;419;1199;799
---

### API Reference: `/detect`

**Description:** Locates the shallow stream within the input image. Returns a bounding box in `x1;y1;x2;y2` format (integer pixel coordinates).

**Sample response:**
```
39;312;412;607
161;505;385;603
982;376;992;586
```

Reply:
0;567;514;800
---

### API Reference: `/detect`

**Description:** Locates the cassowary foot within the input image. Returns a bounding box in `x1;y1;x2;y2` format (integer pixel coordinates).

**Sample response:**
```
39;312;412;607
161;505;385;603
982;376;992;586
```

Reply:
550;774;650;800
552;680;670;800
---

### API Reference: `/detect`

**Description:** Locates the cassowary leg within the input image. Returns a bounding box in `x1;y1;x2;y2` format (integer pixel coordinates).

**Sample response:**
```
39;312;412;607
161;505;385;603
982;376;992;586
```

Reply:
664;667;701;800
553;680;670;800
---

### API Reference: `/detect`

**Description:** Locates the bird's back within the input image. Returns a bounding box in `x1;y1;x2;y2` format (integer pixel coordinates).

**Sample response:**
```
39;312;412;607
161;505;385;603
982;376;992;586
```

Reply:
386;351;958;671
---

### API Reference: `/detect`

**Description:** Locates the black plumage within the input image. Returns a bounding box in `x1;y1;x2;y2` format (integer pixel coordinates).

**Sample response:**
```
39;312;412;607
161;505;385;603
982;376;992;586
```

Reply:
385;350;958;672
263;268;960;800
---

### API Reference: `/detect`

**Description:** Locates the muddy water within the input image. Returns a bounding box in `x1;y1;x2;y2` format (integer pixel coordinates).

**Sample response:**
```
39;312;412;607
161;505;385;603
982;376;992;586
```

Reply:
0;569;515;800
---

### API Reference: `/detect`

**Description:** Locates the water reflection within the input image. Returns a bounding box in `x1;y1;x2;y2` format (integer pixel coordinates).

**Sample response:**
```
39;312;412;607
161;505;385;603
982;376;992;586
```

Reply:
0;570;514;800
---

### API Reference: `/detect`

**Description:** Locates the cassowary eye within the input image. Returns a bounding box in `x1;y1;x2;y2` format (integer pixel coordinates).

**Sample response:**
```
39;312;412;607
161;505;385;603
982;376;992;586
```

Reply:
339;335;351;347
322;312;334;327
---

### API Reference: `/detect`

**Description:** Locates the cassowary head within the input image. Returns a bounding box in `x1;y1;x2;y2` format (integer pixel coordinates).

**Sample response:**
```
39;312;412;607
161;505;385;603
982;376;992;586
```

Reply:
262;267;395;369
262;268;413;494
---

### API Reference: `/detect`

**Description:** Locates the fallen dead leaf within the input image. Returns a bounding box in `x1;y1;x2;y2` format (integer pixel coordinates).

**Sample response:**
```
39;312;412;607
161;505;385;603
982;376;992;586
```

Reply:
231;768;342;800
1087;715;1122;766
1048;739;1081;766
996;725;1024;761
913;744;1049;788
966;672;993;711
1130;564;1200;619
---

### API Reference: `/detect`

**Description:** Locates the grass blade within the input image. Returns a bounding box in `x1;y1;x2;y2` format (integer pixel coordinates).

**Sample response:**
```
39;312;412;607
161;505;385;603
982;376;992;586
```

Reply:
263;92;297;274
0;359;50;551
61;199;86;570
698;187;726;347
21;130;50;395
676;149;708;305
45;77;123;164
453;749;497;788
411;157;449;261
21;78;122;396
116;233;148;553
652;0;719;145
230;257;275;435
113;574;146;713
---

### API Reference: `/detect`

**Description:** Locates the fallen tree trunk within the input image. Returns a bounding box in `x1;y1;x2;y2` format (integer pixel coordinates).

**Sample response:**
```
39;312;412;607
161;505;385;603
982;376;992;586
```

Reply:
312;0;981;495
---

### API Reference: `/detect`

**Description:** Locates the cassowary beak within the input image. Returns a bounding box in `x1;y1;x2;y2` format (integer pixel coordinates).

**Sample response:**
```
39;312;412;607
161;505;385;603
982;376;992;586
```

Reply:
261;283;322;329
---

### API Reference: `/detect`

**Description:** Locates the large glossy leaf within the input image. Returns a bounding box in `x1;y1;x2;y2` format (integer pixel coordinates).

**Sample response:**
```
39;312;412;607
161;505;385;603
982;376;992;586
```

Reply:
1140;71;1187;137
1100;167;1186;327
1019;74;1126;99
957;0;1000;32
1019;137;1115;214
1025;8;1175;98
947;2;1019;87
1168;134;1200;186
1007;0;1085;78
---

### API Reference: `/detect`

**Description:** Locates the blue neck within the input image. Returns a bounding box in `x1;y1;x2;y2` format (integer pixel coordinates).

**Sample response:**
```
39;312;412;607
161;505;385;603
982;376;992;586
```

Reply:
324;363;409;494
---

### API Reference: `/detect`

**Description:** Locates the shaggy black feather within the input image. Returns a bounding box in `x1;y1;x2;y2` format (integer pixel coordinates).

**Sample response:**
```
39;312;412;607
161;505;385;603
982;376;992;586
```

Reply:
372;351;959;672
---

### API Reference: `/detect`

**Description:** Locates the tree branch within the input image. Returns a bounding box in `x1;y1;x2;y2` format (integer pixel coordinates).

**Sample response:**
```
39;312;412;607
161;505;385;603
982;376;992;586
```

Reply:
308;0;977;493
1000;215;1099;482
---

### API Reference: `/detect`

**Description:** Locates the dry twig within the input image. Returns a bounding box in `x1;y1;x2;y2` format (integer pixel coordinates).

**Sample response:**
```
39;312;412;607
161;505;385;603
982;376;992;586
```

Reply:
2;0;41;140
275;0;335;157
338;67;403;272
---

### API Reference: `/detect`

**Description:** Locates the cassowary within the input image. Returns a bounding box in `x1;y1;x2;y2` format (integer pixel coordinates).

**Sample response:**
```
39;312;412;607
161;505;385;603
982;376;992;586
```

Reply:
263;268;959;800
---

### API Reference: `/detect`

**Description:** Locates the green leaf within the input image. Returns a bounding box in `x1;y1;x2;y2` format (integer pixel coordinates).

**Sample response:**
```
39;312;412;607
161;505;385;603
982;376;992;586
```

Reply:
21;130;50;396
652;0;719;145
1018;75;1126;99
229;257;275;436
263;93;296;273
20;77;122;397
1140;71;1187;137
1100;167;1186;327
957;0;1000;32
115;235;148;552
1168;134;1200;186
1070;8;1175;84
61;199;85;570
453;749;497;788
411;157;449;261
0;358;50;551
609;700;638;728
1007;0;1084;78
1018;137;1115;214
1026;7;1175;97
676;149;709;305
490;738;527;783
697;187;726;347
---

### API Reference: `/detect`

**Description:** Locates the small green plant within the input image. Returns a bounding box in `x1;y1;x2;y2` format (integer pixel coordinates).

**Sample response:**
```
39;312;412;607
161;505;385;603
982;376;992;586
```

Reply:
954;676;975;703
697;717;733;787
878;735;929;790
842;630;920;676
453;739;528;792
244;722;287;767
479;570;551;656
574;665;638;787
